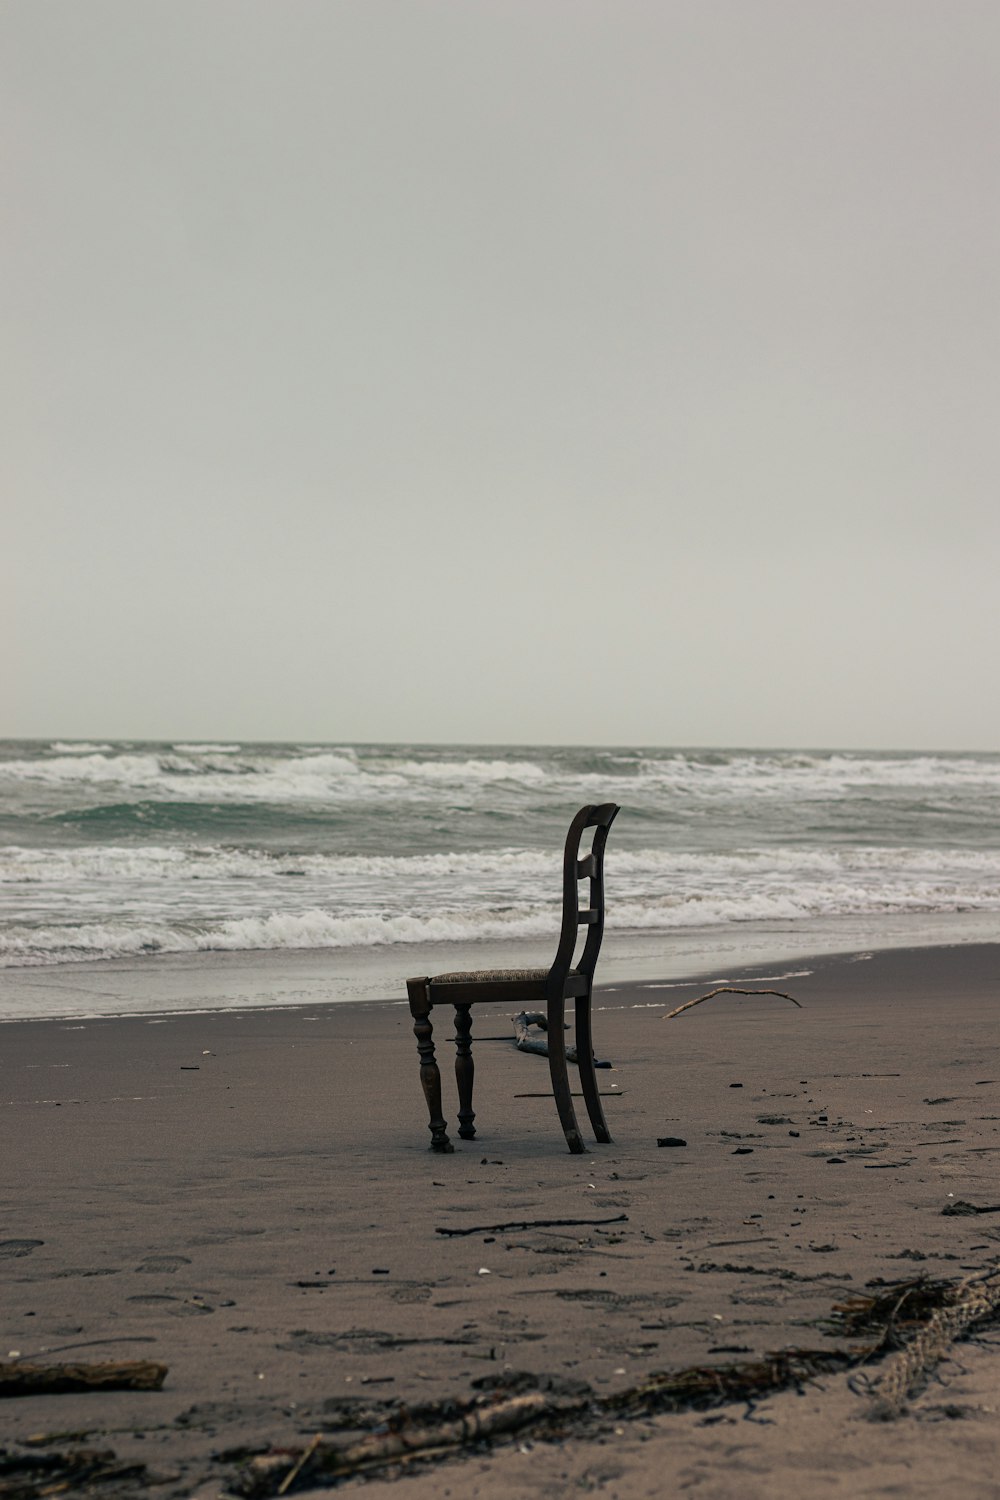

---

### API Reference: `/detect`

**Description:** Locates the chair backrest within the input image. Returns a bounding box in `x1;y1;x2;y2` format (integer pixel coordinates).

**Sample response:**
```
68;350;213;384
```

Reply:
547;803;620;994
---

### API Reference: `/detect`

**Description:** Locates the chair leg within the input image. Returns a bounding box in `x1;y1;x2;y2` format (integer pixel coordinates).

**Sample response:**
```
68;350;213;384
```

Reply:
454;1004;476;1139
546;994;585;1154
575;994;612;1144
406;978;453;1153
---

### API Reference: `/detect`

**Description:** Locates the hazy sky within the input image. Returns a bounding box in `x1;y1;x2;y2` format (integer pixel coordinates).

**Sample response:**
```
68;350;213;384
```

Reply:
4;1;998;748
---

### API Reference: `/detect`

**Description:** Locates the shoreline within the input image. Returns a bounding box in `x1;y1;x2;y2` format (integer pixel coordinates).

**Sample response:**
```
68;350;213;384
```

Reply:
3;941;1000;1496
3;909;999;1023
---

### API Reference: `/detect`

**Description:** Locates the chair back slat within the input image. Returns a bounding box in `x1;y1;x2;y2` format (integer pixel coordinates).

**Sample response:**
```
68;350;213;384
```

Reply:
547;802;619;996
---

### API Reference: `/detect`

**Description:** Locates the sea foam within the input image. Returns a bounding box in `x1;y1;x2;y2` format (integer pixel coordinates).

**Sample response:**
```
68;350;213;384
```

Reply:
3;741;1000;981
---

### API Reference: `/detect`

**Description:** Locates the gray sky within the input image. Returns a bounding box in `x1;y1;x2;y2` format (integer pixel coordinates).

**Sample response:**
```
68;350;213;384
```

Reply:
4;1;998;748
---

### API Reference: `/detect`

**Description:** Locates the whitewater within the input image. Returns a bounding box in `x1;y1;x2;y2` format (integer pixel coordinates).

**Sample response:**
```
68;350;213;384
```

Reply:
2;741;999;1016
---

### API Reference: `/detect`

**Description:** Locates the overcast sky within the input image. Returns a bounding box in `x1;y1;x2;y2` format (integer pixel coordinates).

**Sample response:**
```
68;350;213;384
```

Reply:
4;1;998;749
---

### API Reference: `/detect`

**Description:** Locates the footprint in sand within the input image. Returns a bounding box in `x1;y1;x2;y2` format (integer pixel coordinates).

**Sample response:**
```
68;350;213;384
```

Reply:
127;1293;214;1315
189;1228;265;1246
135;1254;192;1274
0;1240;44;1258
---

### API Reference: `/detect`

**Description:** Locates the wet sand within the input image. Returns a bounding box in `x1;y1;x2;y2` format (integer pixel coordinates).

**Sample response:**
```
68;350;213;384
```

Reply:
2;943;1000;1496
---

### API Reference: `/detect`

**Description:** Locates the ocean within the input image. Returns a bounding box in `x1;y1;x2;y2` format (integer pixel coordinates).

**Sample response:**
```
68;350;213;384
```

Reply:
2;740;999;1019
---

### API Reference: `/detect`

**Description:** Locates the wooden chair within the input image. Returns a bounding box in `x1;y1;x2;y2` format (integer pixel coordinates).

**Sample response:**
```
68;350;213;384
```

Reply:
406;802;620;1155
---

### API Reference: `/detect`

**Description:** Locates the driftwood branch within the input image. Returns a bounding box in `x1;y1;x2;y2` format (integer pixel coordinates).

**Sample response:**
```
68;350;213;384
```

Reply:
0;1359;167;1398
239;1390;566;1495
436;1213;627;1237
234;1352;853;1495
228;1265;1000;1493
276;1434;324;1496
662;987;802;1020
512;1011;579;1062
511;1012;610;1067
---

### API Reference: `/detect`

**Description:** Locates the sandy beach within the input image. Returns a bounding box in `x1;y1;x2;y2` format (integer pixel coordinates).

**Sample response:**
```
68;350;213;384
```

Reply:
8;0;1000;1489
3;942;1000;1497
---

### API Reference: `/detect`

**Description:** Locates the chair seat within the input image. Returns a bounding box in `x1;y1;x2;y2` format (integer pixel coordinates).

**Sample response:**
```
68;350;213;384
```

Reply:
432;967;549;984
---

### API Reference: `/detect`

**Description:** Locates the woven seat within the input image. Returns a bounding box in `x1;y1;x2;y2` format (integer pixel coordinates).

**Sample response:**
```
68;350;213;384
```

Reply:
432;968;550;983
406;803;620;1155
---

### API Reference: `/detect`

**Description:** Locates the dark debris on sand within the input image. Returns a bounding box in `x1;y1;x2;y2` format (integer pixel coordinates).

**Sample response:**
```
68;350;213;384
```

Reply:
5;1266;1000;1500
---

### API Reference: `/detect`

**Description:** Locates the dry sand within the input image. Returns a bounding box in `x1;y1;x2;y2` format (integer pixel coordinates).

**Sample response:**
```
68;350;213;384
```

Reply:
2;943;1000;1497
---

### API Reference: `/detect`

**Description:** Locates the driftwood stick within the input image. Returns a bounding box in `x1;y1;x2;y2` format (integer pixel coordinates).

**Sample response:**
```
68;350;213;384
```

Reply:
512;1011;578;1062
231;1265;1000;1495
277;1433;324;1495
0;1360;167;1398
436;1213;627;1237
511;1012;611;1066
662;987;802;1020
243;1391;570;1492
238;1352;851;1494
331;1389;557;1473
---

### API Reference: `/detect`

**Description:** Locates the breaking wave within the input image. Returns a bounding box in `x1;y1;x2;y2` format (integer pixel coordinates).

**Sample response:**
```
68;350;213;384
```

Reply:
4;741;1000;980
3;840;1000;966
5;745;997;810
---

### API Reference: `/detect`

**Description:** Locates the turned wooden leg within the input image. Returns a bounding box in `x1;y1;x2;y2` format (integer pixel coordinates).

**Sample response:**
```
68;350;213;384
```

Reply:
406;977;453;1153
546;993;585;1154
575;992;611;1144
454;1004;476;1139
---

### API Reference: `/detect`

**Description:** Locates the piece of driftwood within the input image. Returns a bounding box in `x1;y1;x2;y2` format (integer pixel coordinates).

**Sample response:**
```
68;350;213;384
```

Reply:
511;1011;611;1068
436;1213;627;1237
237;1390;569;1495
662;987;802;1020
0;1360;167;1398
231;1261;1000;1495
233;1349;857;1496
276;1434;324;1495
512;1011;579;1061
